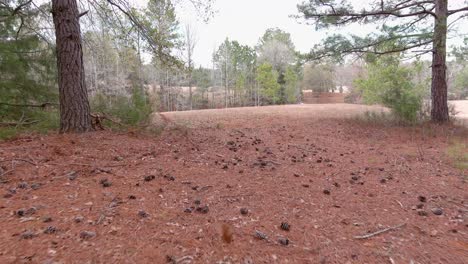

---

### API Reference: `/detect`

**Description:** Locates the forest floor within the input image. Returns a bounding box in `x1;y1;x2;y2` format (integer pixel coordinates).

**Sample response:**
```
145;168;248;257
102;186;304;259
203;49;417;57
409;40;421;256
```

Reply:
0;104;467;264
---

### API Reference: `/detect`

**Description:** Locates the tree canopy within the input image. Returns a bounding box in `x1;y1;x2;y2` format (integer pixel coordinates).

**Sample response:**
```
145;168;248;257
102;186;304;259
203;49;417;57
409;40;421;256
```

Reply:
296;0;468;122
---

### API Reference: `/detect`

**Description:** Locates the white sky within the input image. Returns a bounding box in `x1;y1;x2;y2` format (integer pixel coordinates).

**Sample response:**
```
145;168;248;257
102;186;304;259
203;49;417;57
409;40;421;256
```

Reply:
176;0;468;67
36;0;468;66
178;0;325;67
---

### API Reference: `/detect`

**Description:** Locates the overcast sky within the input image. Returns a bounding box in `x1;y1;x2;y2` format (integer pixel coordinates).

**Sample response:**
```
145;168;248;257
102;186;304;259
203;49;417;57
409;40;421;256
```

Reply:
177;0;328;67
176;0;468;67
32;0;467;66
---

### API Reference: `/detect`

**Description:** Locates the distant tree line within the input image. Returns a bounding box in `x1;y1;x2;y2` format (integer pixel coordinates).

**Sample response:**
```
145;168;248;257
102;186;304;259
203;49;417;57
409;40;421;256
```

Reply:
1;0;468;134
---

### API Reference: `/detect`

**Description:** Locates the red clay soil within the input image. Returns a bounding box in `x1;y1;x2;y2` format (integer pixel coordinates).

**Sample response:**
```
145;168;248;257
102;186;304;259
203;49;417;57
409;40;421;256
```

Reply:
0;111;467;264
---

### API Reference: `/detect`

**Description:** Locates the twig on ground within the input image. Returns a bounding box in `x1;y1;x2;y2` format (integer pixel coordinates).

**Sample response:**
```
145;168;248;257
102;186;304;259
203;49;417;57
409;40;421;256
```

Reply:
70;163;128;168
265;160;282;165
232;129;245;136
395;200;404;209
0;169;15;178
220;193;255;199
329;170;343;178
288;144;309;152
354;223;406;239
175;256;193;264
16;111;25;129
0;158;37;166
48;161;129;168
91;113;129;130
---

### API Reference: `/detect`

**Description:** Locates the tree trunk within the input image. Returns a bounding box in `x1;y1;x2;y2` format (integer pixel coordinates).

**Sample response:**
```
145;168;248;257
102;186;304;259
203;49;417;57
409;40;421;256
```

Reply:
52;0;92;133
431;0;449;123
189;75;193;110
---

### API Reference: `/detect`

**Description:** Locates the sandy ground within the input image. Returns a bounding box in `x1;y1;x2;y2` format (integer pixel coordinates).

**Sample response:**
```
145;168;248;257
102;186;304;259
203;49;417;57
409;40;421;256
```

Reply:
0;104;467;264
451;100;468;120
156;104;388;128
158;102;468;127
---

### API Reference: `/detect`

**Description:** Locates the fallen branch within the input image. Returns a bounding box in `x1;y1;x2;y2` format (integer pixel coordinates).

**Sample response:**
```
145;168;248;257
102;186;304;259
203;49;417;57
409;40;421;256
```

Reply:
91;113;127;130
265;160;282;165
0;120;40;127
232;129;245;136
0;158;37;166
220;193;255;199
0;102;58;108
48;162;129;168
354;223;406;239
0;169;15;178
395;200;404;209
78;10;89;18
288;144;310;152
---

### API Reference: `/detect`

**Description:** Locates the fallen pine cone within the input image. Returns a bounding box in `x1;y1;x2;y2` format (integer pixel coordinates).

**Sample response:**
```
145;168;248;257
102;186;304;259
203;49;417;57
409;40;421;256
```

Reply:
278;237;289;246
280;222;290;231
254;230;268;240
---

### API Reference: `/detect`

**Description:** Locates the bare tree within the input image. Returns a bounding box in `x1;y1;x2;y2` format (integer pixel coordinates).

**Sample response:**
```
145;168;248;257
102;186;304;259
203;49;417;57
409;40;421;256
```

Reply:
184;23;197;110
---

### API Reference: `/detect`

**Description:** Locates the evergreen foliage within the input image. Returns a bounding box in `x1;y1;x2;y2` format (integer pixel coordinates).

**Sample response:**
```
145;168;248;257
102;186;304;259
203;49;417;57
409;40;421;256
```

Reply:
355;56;424;122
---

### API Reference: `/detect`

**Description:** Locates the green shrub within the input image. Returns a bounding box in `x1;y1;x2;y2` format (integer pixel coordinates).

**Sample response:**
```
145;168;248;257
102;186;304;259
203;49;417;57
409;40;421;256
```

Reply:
355;57;424;123
0;109;59;141
91;87;152;126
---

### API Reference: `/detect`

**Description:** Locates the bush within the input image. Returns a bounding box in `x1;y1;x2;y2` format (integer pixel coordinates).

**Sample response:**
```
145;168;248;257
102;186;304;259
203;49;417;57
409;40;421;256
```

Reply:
91;88;152;126
355;57;424;123
0;109;59;141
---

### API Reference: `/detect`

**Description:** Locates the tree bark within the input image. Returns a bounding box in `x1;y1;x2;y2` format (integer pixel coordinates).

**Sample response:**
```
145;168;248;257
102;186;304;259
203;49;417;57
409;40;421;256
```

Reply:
52;0;92;133
431;0;449;123
188;73;193;110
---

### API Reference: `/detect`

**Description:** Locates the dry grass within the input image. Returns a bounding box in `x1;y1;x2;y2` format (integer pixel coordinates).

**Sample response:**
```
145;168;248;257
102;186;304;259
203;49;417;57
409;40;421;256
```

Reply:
153;101;468;128
153;104;388;129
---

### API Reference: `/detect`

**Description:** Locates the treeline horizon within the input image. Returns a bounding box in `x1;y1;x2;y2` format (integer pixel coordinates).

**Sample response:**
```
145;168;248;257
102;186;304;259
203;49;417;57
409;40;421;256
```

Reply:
1;0;468;133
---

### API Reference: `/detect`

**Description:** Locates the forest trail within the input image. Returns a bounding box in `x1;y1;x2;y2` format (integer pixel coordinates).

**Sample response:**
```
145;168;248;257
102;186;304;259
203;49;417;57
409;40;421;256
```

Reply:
1;106;467;263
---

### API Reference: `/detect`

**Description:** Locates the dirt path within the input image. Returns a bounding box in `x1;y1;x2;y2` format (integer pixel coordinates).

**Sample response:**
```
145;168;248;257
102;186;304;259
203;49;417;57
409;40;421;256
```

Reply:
0;105;467;263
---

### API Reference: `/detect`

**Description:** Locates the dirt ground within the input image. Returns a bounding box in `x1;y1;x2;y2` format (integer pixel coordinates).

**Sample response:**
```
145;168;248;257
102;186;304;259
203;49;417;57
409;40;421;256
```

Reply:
0;104;467;264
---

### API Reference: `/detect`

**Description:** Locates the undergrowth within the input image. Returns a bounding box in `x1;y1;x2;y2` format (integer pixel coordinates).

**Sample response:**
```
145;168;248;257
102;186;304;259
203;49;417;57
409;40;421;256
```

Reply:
0;110;59;141
91;88;152;128
447;141;468;171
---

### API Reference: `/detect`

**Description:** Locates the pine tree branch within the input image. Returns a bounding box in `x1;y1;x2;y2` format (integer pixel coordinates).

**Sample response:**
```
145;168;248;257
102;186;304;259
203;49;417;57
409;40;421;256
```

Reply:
299;0;436;24
12;0;32;16
448;6;468;15
78;10;89;18
309;38;432;61
0;0;32;22
105;0;180;67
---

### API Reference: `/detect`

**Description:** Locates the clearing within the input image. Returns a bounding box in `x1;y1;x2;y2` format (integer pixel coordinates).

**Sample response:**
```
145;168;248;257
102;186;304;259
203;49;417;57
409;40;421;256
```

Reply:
0;104;467;263
451;100;468;121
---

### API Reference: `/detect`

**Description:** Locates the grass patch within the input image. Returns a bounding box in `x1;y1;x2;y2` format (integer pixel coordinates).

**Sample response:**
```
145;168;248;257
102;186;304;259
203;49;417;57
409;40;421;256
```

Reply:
91;89;152;127
0;110;59;141
0;127;19;141
349;110;419;127
447;141;468;171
